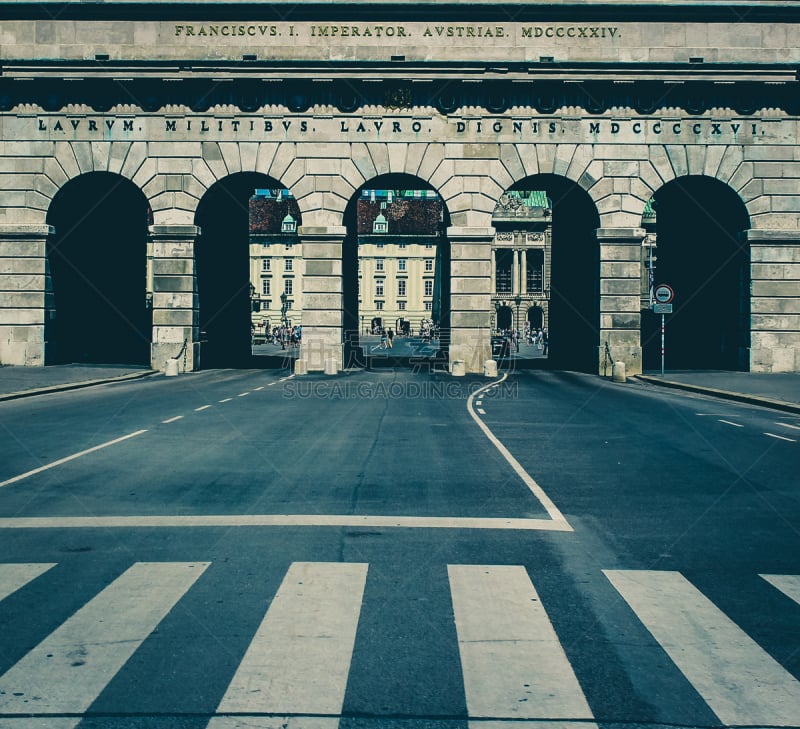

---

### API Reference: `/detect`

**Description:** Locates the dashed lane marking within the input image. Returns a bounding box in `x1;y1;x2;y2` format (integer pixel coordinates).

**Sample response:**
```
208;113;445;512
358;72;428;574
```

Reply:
218;398;232;403
765;432;797;442
254;386;264;391
238;392;250;397
194;405;212;412
477;408;486;415
0;430;148;489
162;416;184;424
719;419;744;428
777;422;800;431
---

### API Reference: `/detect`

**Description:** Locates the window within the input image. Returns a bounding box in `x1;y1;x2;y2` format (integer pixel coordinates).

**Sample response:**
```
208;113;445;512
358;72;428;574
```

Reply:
527;249;545;293
399;241;406;249
261;259;271;272
398;300;406;311
284;258;293;272
495;249;513;294
377;240;385;248
425;241;433;249
398;279;407;297
376;258;385;271
424;301;432;311
398;258;407;272
424;280;433;296
261;279;271;296
373;214;388;233
281;214;296;233
375;300;384;310
424;259;433;272
375;280;384;297
284;279;293;295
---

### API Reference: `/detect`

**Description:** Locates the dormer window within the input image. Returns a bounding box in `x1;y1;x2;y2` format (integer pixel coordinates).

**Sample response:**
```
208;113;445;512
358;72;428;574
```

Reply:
281;214;296;233
373;214;388;234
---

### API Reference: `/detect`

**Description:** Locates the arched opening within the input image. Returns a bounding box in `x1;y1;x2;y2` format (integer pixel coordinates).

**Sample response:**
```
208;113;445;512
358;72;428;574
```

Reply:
643;176;751;371
497;175;600;372
527;306;544;330
46;172;151;365
496;305;513;331
195;172;290;368
342;174;450;367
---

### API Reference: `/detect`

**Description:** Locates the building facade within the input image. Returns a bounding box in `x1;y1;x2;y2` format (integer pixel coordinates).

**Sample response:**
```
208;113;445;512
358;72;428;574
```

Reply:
1;1;800;374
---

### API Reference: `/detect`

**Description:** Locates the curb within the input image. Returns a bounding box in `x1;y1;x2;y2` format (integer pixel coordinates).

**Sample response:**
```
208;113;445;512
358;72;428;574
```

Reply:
0;370;158;402
634;374;800;415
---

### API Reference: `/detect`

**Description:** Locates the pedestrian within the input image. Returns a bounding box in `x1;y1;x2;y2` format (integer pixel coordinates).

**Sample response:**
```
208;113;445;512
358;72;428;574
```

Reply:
542;328;549;355
380;328;387;349
387;328;394;349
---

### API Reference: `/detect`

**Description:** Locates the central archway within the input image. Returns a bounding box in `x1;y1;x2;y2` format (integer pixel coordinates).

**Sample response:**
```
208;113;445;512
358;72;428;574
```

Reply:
342;174;451;368
195;172;281;368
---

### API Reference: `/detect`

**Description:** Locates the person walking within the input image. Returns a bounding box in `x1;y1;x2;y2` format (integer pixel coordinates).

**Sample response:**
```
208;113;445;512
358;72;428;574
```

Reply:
387;328;394;349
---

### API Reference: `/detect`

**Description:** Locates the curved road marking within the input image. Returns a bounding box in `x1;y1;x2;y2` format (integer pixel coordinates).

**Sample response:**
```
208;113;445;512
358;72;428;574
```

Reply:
467;374;572;530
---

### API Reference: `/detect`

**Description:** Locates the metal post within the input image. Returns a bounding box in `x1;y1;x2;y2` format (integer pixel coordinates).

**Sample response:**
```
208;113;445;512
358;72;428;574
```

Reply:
661;313;665;376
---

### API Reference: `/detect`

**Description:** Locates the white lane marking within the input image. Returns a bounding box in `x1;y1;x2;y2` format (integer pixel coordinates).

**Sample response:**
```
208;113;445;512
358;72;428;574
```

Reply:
0;430;148;489
777;422;800;431
765;432;797;442
0;563;56;602
162;416;184;424
218;398;232;403
254;386;264;391
475;400;483;406
718;419;744;428
761;574;800;605
0;562;209;716
604;569;800;726
214;562;367;719
268;382;276;386
449;565;594;721
0;514;573;532
467;375;571;529
238;392;250;397
194;405;212;411
477;408;486;415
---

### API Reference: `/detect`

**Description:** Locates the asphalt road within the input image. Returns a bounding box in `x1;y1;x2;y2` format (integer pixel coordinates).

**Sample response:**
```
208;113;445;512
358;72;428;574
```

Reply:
0;368;798;729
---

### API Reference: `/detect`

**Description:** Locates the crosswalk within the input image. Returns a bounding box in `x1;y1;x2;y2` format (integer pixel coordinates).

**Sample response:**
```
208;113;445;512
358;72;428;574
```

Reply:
0;562;798;728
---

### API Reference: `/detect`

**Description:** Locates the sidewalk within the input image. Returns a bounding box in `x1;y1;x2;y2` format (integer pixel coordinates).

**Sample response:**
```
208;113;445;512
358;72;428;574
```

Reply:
635;371;800;414
0;364;156;401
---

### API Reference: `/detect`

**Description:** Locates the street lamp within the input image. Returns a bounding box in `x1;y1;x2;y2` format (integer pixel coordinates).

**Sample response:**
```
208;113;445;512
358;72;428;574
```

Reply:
514;294;522;333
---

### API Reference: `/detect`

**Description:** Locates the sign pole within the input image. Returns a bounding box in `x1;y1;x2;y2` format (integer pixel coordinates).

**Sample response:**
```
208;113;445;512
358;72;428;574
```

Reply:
661;313;665;376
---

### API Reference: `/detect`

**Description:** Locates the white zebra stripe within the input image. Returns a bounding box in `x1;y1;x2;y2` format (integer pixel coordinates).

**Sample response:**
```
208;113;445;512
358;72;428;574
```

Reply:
448;565;595;722
0;563;55;602
605;569;800;726
0;562;209;716
212;562;368;724
761;574;800;605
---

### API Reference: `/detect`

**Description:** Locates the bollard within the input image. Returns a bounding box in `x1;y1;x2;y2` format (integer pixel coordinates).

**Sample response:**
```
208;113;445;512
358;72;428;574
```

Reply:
324;356;338;375
484;359;498;377
165;358;179;377
612;361;627;383
294;359;308;375
451;359;466;377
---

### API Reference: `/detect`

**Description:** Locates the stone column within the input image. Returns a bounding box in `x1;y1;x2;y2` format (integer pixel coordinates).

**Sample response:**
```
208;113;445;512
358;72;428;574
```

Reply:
299;226;346;372
512;249;520;295
597;227;646;376
490;248;496;295
448;226;494;373
746;229;800;372
520;248;528;295
0;224;54;366
149;224;200;372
